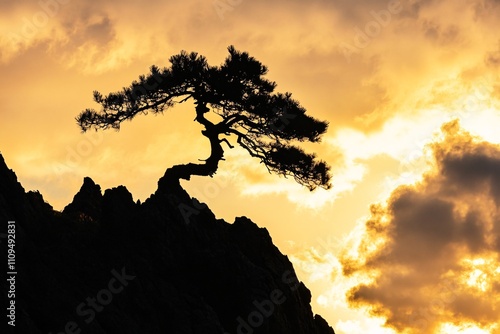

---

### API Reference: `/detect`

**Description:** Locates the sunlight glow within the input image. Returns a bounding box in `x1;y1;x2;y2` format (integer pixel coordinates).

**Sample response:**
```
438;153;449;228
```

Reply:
460;256;500;293
4;2;500;333
465;269;488;292
227;146;366;209
335;317;397;334
440;322;497;334
289;218;396;334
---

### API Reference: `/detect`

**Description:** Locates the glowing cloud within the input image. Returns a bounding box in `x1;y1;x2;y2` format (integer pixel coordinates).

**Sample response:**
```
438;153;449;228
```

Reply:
340;120;500;333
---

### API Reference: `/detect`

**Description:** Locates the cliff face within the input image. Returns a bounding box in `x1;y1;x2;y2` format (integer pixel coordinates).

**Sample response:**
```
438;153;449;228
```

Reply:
0;153;335;334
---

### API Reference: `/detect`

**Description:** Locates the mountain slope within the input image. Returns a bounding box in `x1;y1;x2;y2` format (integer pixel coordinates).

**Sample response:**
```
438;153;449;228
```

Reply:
0;153;335;334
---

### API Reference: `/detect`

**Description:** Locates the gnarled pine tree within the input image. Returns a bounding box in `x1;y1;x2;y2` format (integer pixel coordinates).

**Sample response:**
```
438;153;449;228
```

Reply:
76;46;331;190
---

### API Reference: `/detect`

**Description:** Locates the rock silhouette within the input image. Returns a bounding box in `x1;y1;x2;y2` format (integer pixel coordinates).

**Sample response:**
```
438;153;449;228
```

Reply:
0;153;335;334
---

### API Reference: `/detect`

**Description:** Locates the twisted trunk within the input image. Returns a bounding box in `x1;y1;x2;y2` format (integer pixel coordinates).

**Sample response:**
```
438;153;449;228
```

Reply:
159;103;225;189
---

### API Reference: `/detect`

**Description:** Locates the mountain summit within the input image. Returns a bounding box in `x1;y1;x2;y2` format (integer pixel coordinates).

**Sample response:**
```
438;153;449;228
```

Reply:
0;154;335;334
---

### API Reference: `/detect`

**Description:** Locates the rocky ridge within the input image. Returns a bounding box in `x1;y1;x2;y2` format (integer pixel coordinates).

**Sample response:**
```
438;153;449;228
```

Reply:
0;153;335;334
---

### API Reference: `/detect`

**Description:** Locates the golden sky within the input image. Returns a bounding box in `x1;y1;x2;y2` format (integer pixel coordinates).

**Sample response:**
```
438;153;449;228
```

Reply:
2;0;500;332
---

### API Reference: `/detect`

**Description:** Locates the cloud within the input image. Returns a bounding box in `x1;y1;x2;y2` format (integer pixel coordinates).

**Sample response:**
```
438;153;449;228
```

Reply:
0;0;218;72
3;1;500;333
3;0;499;123
486;41;500;67
340;120;500;333
421;20;461;46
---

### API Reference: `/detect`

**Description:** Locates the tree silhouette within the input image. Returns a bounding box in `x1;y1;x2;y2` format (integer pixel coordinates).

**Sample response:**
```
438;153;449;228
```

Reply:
76;46;331;190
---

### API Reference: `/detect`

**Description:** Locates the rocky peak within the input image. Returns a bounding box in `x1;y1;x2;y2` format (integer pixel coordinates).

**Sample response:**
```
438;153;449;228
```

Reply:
63;176;103;221
0;153;336;334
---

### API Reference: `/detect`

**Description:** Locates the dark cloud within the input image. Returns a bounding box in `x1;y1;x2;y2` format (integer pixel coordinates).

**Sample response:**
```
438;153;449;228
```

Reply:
398;0;436;19
422;20;461;46
486;42;500;67
84;16;114;45
341;120;500;333
59;11;116;47
473;0;500;19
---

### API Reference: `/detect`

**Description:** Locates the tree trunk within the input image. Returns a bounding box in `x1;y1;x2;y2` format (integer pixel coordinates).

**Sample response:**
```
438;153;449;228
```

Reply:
158;103;225;190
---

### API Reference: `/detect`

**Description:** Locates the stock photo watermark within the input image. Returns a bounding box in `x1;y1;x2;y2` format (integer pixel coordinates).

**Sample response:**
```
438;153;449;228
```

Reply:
6;221;16;327
406;278;459;329
9;0;71;44
213;0;243;20
178;107;297;225
339;0;403;63
389;78;491;187
224;270;300;334
48;267;135;334
50;73;167;179
263;107;297;136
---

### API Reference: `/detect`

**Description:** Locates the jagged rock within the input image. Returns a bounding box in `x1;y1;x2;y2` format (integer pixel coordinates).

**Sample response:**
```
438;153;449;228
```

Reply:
63;176;103;222
0;153;335;334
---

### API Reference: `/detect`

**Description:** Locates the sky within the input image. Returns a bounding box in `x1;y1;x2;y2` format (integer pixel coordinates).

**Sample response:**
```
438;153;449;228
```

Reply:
1;0;500;332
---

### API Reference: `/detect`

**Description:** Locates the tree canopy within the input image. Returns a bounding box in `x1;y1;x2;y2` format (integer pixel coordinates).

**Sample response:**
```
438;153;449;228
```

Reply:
76;46;331;190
